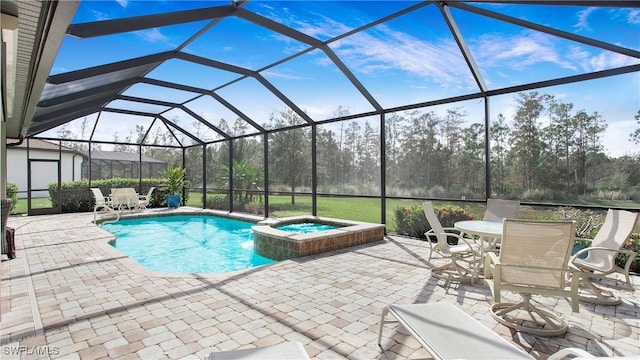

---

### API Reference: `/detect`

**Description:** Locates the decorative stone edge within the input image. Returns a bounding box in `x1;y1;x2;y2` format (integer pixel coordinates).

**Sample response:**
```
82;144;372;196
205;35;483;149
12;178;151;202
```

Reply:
252;216;386;261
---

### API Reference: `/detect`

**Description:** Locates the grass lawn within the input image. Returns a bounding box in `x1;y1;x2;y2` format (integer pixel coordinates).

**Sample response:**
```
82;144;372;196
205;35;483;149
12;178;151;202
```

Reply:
190;192;488;231
10;198;53;214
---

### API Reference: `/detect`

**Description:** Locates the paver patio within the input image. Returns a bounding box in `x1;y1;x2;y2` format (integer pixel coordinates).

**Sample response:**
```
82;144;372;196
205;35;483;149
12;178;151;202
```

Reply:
1;208;639;359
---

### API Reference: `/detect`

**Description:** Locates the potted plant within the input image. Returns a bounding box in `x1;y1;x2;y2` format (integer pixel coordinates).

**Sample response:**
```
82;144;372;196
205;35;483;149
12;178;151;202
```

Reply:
162;166;186;208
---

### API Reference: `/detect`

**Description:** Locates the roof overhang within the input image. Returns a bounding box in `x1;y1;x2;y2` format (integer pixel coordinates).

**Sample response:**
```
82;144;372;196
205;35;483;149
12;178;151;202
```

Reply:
1;0;78;139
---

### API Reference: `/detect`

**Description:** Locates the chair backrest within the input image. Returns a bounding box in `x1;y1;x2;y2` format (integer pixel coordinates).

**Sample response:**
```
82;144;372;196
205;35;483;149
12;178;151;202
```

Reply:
110;188;132;206
581;208;639;271
90;188;106;205
422;202;452;255
484;198;520;222
499;219;575;289
119;188;140;205
145;187;155;197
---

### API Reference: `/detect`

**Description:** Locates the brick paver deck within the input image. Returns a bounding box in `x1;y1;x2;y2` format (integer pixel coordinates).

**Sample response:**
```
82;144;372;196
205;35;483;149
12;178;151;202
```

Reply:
1;209;639;359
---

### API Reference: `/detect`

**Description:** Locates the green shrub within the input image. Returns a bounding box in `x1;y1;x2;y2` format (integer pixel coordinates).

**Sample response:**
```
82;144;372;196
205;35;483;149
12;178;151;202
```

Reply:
394;204;475;239
6;183;18;210
621;232;640;272
244;201;264;215
206;194;229;210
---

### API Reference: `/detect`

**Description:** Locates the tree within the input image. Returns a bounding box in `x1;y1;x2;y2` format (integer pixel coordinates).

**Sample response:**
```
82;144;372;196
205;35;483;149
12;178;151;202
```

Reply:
316;127;341;192
630;110;640;146
269;109;311;205
509;91;550;193
219;158;263;205
490;114;510;196
571;110;606;195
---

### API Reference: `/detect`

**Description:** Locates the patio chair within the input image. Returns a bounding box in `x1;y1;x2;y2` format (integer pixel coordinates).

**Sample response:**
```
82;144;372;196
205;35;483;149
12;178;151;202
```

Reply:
377;302;531;359
204;342;309;360
484;219;580;336
91;188;119;223
570;208;639;305
423;202;481;284
481;198;520;253
484;198;520;222
111;188;143;210
138;187;155;209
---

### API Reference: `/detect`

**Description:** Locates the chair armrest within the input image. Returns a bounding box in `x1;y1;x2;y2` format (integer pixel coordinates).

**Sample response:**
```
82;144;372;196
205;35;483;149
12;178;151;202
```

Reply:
483;252;500;278
570;246;637;264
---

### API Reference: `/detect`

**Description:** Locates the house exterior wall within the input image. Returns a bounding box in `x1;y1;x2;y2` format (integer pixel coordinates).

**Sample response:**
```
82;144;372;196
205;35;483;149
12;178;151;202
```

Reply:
7;148;82;198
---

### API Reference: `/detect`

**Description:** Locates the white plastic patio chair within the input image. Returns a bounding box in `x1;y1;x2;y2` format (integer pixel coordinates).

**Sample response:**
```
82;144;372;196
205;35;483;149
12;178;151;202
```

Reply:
484;219;580;336
111;188;143;210
570;208;639;304
423;202;481;284
138;187;155;209
90;188;119;223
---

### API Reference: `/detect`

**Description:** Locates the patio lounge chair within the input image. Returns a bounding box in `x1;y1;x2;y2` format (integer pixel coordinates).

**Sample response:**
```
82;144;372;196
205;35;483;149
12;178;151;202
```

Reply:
204;342;309;360
423;201;481;284
484;219;580;336
377;302;531;359
570;208;639;305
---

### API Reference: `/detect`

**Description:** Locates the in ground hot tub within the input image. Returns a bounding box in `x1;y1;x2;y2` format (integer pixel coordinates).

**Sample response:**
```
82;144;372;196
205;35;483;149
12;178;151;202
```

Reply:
252;216;386;261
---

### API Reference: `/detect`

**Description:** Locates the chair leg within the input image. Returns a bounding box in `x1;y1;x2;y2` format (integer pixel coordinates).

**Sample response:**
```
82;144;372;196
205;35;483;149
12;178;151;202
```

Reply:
578;277;622;305
377;306;394;346
490;294;568;336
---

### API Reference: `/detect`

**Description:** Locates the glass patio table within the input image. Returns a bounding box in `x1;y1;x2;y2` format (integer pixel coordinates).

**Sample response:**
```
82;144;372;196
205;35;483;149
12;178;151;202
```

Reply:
454;220;503;256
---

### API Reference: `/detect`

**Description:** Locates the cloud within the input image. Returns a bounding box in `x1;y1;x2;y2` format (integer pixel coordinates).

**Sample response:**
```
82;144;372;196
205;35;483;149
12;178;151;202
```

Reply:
261;69;314;81
626;9;640;24
115;0;128;8
473;31;577;71
135;28;170;44
588;51;640;72
573;7;597;31
330;24;472;88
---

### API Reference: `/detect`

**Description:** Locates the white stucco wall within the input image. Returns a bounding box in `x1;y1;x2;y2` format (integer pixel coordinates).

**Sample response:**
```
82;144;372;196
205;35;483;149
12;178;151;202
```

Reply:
7;148;83;198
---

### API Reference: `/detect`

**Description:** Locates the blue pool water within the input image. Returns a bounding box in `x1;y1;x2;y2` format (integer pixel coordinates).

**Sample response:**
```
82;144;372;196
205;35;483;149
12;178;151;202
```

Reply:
276;222;339;233
103;215;275;273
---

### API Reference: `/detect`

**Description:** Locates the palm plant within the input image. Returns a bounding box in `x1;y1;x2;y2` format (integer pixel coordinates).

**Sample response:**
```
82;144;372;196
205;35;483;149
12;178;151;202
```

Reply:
162;166;186;195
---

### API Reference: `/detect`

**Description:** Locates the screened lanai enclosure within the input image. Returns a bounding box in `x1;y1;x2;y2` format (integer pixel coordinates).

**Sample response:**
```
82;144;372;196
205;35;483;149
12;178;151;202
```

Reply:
3;0;640;222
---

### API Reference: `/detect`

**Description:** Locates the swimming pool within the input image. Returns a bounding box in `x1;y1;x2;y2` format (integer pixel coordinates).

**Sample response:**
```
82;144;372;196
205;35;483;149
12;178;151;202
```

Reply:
103;215;275;273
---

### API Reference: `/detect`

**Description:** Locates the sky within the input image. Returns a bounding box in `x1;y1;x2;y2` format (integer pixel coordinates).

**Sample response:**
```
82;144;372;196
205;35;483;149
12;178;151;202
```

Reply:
45;1;640;157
